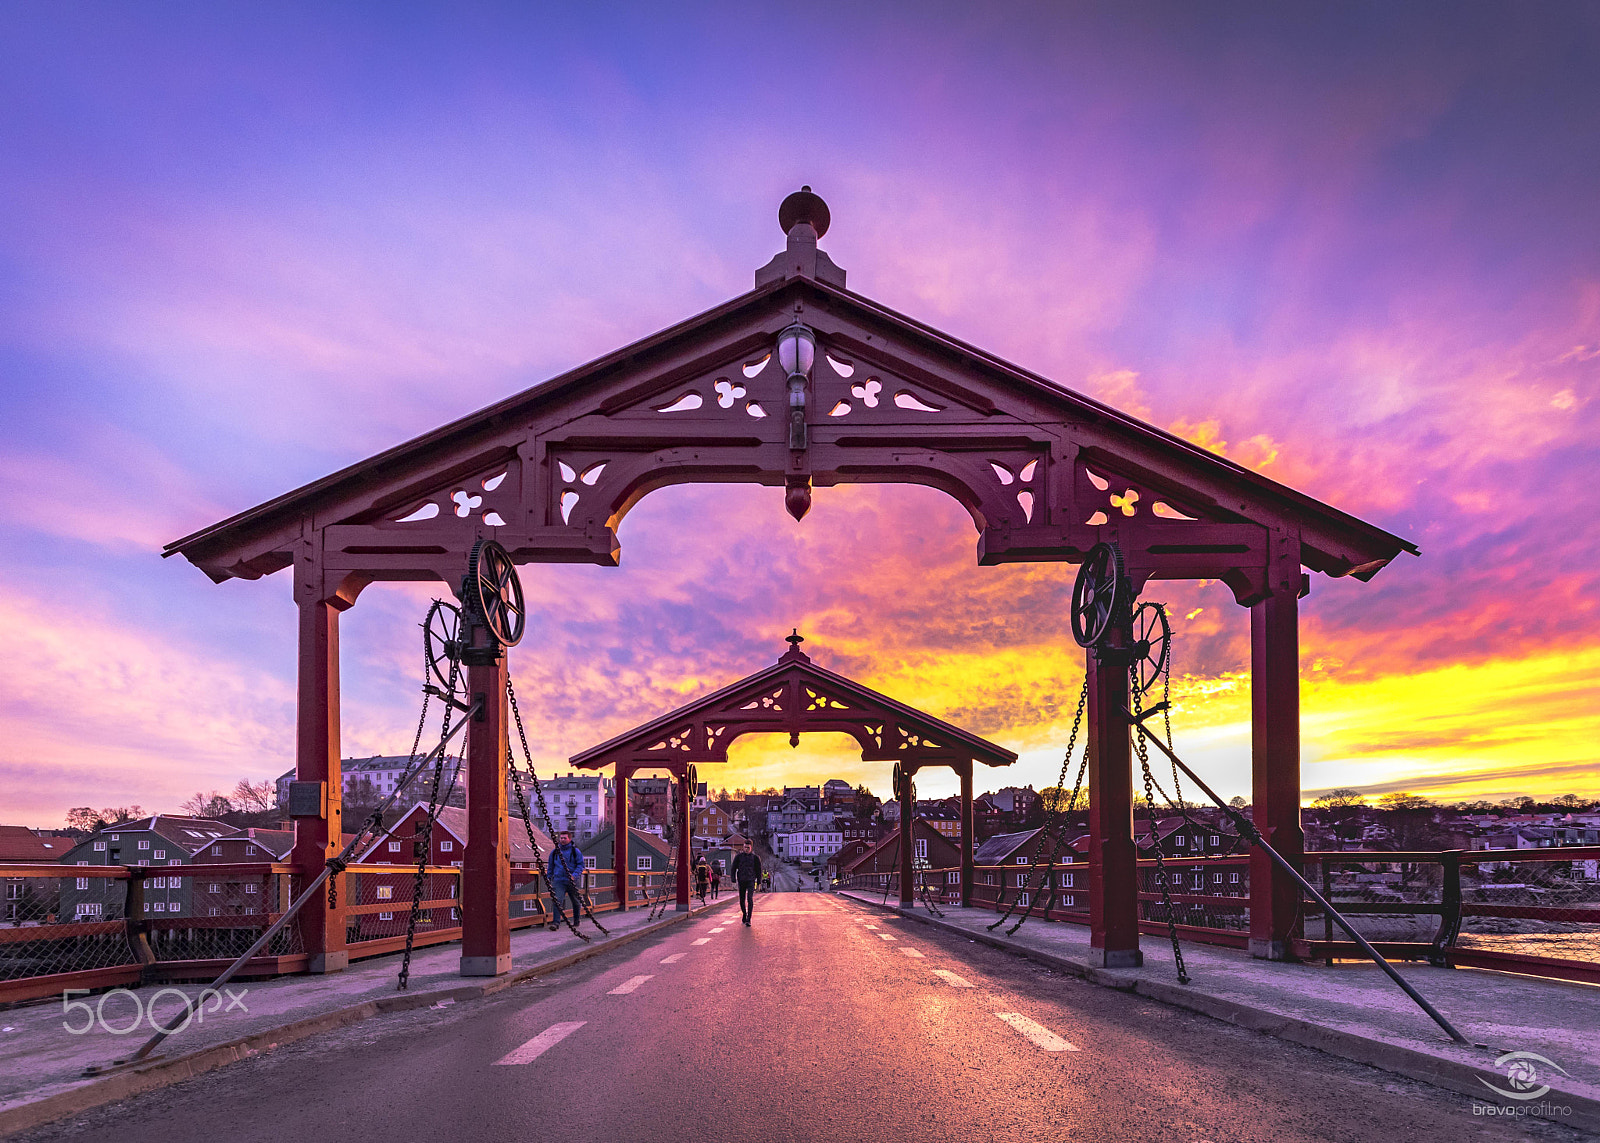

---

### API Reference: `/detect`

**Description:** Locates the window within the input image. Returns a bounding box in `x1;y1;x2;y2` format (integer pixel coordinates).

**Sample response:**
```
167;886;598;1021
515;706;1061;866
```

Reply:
947;872;959;885
440;840;454;852
1192;873;1204;888
1060;872;1075;888
183;830;200;838
584;856;597;869
154;850;165;860
1018;892;1030;907
378;911;394;921
524;900;538;912
208;883;221;893
376;885;394;900
110;834;120;841
150;877;166;889
93;841;106;852
77;860;89;866
1229;872;1240;884
1174;836;1185;847
138;840;150;850
245;846;256;856
209;907;220;917
388;841;402;852
915;839;928;861
245;883;258;894
1213;872;1223;884
637;856;652;871
76;877;89;890
138;859;148;867
1015;855;1029;864
1209;836;1220;847
1016;873;1028;887
76;903;103;919
149;902;164;913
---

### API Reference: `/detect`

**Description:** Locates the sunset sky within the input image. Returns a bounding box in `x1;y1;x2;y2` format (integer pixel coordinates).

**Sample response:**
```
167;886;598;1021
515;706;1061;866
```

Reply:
2;5;1597;827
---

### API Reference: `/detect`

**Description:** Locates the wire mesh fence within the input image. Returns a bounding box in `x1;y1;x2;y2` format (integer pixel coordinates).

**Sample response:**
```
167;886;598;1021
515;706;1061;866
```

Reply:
1455;849;1600;974
0;866;137;989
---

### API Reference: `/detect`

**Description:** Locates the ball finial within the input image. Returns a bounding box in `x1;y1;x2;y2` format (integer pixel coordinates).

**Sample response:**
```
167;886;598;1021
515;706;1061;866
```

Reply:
779;186;830;239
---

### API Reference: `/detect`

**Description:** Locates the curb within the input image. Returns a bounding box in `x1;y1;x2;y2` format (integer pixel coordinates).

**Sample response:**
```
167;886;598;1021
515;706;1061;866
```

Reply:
840;892;1600;1135
0;897;737;1139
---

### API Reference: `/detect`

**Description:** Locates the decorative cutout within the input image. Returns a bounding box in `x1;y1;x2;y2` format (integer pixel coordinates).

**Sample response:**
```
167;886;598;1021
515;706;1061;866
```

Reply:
894;390;942;413
647;726;696;753
897;726;942;750
1019;459;1038;482
560;491;580;524
1086;469;1110;492
805;687;850;712
1085;510;1109;526
990;462;1014;486
861;723;884;749
829;401;852;417
737;688;785;712
746;402;767;418
656;392;703;413
1152;501;1197;521
558;461;577;482
713;378;747;408
1110;488;1140;516
482;471;507;491
851;378;882;408
705;724;728;750
1017;490;1034;522
483;511;507;527
742;355;771;379
826;354;855;377
579;463;606;486
451;491;483;517
395;503;440;523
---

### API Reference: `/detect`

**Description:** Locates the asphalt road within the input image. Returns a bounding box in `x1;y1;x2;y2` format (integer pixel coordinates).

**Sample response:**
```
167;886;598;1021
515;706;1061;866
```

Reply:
20;895;1592;1143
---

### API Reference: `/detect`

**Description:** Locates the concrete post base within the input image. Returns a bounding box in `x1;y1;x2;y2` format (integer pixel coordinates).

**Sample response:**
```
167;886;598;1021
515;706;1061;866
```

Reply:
1249;938;1297;961
460;953;513;976
307;951;348;974
1092;948;1143;969
676;902;689;911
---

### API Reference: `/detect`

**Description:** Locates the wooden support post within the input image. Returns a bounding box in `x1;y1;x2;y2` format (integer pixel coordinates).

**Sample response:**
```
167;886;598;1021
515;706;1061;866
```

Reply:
1250;583;1303;960
293;593;347;974
899;768;915;906
676;768;692;911
959;763;974;907
614;765;630;910
1087;646;1141;967
461;649;511;976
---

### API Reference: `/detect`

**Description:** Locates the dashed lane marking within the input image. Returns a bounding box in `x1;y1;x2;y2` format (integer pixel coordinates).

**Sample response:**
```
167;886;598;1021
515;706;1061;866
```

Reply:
899;947;925;958
660;953;687;964
493;1021;586;1065
932;969;974;988
878;933;897;941
608;975;654;995
995;1012;1079;1052
710;927;727;933
692;937;712;945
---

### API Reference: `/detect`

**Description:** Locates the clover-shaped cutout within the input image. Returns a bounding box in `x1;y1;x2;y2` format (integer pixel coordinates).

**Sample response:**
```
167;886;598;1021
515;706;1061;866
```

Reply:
850;378;882;408
714;378;747;408
1110;488;1140;517
451;490;484;517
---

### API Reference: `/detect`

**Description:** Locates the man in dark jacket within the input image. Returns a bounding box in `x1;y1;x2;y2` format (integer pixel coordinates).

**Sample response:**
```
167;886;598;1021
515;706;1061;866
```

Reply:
546;831;585;931
729;841;762;926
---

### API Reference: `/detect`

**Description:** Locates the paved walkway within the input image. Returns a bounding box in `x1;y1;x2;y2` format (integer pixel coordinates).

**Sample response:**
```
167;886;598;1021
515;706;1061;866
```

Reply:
0;897;734;1125
841;891;1600;1119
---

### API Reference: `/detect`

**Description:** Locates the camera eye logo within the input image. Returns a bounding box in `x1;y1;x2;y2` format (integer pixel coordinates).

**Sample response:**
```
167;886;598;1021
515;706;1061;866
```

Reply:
1479;1051;1568;1101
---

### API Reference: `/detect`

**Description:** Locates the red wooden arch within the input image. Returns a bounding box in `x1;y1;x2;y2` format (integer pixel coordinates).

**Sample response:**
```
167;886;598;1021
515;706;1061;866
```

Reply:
572;635;1017;911
166;191;1415;975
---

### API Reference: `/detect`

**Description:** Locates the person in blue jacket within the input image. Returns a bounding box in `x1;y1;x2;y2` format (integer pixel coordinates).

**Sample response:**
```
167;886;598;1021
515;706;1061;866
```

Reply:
546;831;586;931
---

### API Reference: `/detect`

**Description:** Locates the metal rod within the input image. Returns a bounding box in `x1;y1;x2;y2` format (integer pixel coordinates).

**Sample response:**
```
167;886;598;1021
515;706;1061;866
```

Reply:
113;700;482;1067
1119;706;1471;1046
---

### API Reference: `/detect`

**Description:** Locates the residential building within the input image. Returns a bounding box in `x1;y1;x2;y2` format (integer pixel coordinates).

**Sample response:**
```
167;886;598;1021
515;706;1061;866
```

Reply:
523;773;612;840
56;815;239;921
774;826;843;862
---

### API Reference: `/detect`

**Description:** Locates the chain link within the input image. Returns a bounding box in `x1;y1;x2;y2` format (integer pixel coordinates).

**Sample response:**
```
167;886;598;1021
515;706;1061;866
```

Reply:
1133;667;1190;984
397;649;461;990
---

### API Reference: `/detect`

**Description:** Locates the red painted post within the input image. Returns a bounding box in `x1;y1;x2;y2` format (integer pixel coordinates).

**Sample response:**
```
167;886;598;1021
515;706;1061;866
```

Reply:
1250;582;1303;960
1087;646;1142;967
461;650;510;976
676;769;692;911
613;765;630;910
899;769;915;906
959;763;974;907
293;594;347;974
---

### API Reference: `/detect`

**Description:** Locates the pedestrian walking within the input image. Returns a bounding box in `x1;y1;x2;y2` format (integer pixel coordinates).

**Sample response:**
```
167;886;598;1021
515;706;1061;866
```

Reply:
730;840;762;926
546;831;585;931
710;864;722;900
694;858;710;903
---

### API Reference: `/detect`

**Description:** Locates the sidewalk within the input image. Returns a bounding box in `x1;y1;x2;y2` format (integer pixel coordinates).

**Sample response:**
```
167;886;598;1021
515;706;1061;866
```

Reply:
840;890;1600;1131
0;896;736;1135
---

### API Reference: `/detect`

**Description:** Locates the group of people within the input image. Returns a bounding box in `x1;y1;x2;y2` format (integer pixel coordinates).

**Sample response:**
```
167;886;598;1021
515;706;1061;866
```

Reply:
542;832;770;929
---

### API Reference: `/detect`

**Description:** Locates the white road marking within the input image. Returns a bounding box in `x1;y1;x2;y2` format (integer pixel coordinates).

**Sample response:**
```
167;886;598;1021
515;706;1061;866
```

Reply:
608;975;654;995
692;937;711;945
710;927;726;933
660;953;687;964
995;1012;1079;1052
493;1021;586;1065
899;947;925;958
933;969;974;988
878;933;897;941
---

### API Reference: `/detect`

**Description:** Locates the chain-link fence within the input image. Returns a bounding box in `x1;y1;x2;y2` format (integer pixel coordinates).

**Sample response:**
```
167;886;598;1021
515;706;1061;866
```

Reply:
1;866;137;998
1454;848;1600;979
1139;856;1250;936
345;864;460;954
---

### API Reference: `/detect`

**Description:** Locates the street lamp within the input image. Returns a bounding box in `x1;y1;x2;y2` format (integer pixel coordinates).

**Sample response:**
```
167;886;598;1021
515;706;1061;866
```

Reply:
776;321;815;451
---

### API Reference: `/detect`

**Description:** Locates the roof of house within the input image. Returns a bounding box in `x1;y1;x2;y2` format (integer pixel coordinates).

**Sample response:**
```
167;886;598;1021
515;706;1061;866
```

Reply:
972;829;1042;864
194;829;295;860
0;825;66;861
115;816;241;852
359;803;553;863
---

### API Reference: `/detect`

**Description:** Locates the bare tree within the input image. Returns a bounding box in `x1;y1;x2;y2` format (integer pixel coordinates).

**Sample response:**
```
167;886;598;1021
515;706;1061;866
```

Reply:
180;791;233;819
1312;788;1366;808
232;779;275;814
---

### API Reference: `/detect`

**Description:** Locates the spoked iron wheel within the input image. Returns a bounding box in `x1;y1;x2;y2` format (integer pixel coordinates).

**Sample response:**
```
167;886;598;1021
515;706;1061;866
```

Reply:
1071;541;1127;648
422;600;468;698
465;539;526;648
1130;601;1172;696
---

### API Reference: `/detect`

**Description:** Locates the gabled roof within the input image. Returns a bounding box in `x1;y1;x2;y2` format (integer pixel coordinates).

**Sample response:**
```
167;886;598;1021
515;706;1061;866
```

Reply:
0;825;64;861
194;829;294;860
358;802;553;863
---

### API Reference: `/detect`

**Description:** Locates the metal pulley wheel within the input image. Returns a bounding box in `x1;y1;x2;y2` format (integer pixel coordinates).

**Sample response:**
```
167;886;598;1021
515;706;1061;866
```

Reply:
422;599;469;698
1130;602;1172;696
1071;541;1127;648
463;538;526;648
